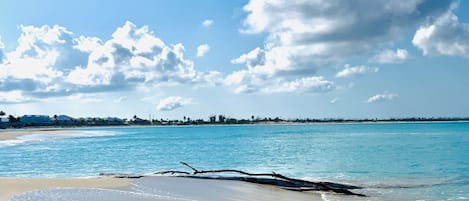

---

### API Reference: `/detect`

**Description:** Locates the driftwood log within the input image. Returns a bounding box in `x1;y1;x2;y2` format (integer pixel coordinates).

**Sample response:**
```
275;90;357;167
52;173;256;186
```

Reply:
154;162;365;197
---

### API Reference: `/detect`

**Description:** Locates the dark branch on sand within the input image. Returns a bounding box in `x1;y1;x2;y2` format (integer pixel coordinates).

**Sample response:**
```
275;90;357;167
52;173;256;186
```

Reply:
153;170;191;175
154;162;365;197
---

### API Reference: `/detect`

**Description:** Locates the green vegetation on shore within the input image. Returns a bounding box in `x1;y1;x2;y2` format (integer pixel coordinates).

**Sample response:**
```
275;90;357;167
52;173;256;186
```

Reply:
1;110;468;129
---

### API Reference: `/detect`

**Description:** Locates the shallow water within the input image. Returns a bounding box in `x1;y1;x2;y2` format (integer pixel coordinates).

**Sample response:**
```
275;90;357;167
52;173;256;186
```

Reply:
1;122;469;200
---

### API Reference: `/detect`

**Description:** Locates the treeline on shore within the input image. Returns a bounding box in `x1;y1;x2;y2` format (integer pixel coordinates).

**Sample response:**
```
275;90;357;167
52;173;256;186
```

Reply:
1;110;469;129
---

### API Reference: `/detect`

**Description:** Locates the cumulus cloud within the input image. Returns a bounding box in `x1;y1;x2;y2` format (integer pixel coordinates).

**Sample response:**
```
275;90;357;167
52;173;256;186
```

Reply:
73;36;102;53
66;21;205;87
227;0;452;94
0;24;80;99
156;96;192;111
196;44;210;58
263;76;334;94
0;21;219;103
226;45;336;94
370;49;409;64
225;72;334;94
412;4;469;57
0;90;29;103
202;19;214;27
230;47;265;67
336;64;378;78
366;92;398;103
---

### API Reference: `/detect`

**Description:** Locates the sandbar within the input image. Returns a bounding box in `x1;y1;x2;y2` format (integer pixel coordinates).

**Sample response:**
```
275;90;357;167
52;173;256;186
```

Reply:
0;177;130;201
0;129;79;141
2;176;328;201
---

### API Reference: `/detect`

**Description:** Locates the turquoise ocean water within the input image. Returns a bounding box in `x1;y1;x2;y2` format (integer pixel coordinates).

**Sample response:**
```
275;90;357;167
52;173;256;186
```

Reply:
1;122;468;200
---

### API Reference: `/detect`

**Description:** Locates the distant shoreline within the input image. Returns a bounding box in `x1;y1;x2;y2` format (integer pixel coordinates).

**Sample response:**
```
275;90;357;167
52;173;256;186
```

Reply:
1;118;469;132
3;114;469;129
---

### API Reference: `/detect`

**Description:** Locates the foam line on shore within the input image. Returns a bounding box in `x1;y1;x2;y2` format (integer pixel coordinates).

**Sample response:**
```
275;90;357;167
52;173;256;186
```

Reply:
0;129;118;147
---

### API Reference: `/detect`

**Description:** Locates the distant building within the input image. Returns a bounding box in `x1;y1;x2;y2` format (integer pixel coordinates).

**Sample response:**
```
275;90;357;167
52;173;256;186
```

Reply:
226;118;238;124
130;116;151;125
105;117;124;125
0;117;9;129
209;116;216;123
20;115;52;126
218;115;226;123
56;115;75;125
0;117;8;123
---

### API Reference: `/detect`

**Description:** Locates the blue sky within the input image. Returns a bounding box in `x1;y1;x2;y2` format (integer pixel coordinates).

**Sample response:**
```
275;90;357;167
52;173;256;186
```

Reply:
1;0;469;119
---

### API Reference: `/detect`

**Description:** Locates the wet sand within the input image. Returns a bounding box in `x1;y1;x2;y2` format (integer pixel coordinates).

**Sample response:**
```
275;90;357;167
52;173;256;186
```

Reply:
0;177;131;201
3;176;324;201
0;129;79;141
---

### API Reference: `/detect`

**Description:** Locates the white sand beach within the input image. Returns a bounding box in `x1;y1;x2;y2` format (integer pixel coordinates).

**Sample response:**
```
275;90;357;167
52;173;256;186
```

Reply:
0;129;79;141
2;176;326;201
0;177;131;201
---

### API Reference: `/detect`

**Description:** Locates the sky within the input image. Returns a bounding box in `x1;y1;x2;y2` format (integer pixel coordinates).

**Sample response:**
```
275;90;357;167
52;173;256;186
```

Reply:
1;0;469;120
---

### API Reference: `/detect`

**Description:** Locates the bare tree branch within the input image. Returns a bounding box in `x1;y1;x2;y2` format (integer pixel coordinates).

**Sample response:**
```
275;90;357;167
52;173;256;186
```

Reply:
154;162;365;197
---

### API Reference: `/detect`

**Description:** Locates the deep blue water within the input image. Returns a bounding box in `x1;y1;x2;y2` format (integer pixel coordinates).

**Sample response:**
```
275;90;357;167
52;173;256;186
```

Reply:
1;122;468;200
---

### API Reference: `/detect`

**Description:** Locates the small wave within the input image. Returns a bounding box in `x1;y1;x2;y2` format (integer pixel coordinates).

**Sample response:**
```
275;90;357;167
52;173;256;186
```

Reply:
302;176;460;190
319;192;371;201
10;188;194;201
363;178;452;189
0;130;118;147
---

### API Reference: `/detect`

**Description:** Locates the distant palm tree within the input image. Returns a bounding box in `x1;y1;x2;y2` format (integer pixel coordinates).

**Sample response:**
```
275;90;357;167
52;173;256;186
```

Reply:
53;114;58;125
8;115;17;123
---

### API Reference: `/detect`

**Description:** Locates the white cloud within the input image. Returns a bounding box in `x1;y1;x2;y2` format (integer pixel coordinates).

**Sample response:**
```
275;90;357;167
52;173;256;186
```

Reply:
156;96;192;111
66;93;103;103
412;4;469;57
202;19;214;27
226;45;336;94
0;36;4;62
230;47;265;67
66;21;203;87
0;90;28;103
1;25;71;81
73;36;102;53
262;76;334;94
113;96;127;103
0;21;219;103
336;64;378;78
225;71;334;94
196;44;210;58
370;49;409;64
330;97;339;104
228;0;452;94
366;92;398;103
0;36;4;49
0;24;75;97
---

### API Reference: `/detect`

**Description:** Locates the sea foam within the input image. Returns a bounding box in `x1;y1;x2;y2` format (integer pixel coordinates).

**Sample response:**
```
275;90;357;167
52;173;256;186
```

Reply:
0;130;118;147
